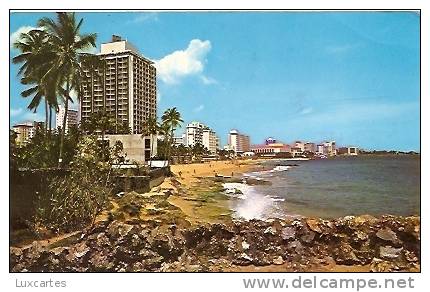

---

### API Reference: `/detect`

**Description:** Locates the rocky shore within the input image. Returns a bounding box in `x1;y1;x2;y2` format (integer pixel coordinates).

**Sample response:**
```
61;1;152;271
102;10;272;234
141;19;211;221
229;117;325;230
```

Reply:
10;186;420;272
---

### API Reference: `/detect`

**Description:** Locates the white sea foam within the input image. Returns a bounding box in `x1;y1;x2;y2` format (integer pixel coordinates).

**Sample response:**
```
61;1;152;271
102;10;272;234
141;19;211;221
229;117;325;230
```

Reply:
272;165;291;172
266;195;285;202
223;182;275;220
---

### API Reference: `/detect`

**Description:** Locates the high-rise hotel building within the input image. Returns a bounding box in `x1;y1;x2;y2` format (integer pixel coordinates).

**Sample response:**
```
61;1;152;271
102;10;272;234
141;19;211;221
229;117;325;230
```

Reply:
80;35;156;134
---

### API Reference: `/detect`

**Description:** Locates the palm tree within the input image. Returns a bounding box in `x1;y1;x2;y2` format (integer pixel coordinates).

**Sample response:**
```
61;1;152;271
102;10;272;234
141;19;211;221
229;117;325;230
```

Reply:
142;116;159;167
161;107;183;165
158;121;171;163
37;12;97;167
81;110;116;160
12;29;58;134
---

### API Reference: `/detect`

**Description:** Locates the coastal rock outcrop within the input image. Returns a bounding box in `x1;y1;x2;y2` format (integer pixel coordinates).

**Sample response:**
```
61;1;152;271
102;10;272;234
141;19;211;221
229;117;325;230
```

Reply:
10;215;420;272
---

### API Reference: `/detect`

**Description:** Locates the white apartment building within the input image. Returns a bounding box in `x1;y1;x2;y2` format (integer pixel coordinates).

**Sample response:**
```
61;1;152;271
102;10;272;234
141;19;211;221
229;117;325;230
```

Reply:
185;121;219;153
185;121;205;147
323;141;337;156
202;127;220;154
294;141;305;151
12;121;44;146
173;134;185;146
304;142;317;153
56;106;79;133
228;129;250;154
80;35;156;134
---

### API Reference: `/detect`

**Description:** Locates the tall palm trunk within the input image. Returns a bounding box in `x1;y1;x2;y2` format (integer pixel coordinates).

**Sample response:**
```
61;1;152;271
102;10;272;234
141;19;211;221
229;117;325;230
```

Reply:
58;81;70;167
169;129;174;165
149;134;154;168
48;106;53;136
44;99;49;136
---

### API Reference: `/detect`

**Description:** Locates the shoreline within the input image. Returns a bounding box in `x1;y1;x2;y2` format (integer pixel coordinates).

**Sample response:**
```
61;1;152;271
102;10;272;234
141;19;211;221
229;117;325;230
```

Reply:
164;159;262;224
10;159;420;272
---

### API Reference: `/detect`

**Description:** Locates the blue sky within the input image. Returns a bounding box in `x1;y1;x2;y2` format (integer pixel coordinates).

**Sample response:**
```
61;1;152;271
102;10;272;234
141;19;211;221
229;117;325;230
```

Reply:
10;11;420;151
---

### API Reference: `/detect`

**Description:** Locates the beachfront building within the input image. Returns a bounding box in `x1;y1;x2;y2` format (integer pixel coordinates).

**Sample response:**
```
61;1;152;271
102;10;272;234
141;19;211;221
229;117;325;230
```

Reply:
294;141;305;151
202;127;220;154
323;141;337;156
80;35;157;135
12;121;44;146
185;121;204;147
291;147;304;157
227;129;250;154
337;146;358;156
56;106;79;133
304;142;316;153
173;134;185;147
184;121;219;153
251;137;291;156
316;144;324;154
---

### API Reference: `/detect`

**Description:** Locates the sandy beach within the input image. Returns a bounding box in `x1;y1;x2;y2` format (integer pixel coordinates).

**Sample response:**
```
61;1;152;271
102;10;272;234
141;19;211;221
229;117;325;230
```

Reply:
168;159;261;186
156;159;263;225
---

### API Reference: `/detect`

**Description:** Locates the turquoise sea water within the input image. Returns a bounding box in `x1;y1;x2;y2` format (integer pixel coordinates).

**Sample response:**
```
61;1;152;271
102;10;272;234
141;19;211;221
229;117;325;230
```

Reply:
228;156;420;219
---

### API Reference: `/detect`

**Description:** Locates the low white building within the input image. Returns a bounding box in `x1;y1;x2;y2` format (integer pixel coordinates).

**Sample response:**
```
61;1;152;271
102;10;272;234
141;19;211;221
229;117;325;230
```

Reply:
106;134;157;164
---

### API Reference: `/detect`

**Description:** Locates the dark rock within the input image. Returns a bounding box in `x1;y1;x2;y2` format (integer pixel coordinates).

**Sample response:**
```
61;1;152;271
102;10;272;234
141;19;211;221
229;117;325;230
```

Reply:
300;230;316;243
306;219;323;233
281;227;296;240
333;242;361;265
234;253;253;266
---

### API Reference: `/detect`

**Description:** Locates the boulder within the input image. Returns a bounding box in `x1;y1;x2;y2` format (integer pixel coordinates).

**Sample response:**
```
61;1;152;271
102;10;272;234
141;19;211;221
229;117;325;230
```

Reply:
379;246;403;259
376;228;398;243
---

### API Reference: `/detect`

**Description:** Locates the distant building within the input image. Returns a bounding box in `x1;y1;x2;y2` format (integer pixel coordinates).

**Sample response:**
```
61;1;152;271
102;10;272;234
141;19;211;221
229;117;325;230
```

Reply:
316;144;324;154
173;134;185;147
265;137;277;145
12;121;44;146
185;121;204;147
337;146;358;156
251;137;290;156
56;106;79;133
290;147;303;157
228;129;250;154
294;141;305;151
202;127;220;154
184;121;219;153
323;141;336;156
304;142;316;153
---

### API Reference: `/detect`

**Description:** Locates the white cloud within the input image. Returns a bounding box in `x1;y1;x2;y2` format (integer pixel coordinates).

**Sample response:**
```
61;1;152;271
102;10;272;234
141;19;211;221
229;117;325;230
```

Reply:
157;92;162;102
193;104;205;112
23;111;44;122
78;46;98;54
200;75;218;85
154;39;212;84
299;107;313;115
11;107;23;117
291;101;418;126
127;13;159;24
10;26;37;48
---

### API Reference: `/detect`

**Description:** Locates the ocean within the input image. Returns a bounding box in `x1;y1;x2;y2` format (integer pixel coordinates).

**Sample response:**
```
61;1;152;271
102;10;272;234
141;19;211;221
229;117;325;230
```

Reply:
224;156;420;220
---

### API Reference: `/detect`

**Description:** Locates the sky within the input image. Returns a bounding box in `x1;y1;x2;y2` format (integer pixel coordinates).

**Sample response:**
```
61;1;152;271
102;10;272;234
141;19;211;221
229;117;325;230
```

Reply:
9;11;420;151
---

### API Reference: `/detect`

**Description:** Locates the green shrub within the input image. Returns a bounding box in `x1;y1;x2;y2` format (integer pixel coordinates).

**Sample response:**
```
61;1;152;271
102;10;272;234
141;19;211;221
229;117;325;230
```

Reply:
33;136;126;234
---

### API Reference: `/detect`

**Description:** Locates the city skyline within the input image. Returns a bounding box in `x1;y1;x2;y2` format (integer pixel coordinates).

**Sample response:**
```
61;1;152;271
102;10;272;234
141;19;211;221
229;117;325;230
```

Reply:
10;11;420;151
